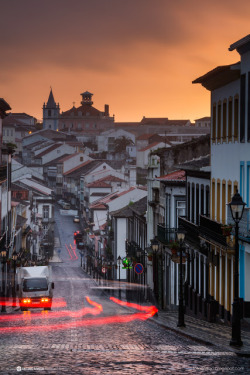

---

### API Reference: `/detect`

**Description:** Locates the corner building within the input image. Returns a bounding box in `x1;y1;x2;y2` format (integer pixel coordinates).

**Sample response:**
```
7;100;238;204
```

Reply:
193;35;250;320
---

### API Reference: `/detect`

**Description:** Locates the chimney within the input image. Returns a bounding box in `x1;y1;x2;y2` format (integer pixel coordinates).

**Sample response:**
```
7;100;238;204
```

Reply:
104;104;109;116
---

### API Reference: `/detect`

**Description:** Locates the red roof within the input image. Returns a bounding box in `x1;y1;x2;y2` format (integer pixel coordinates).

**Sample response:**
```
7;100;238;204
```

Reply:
98;174;126;183
58;153;78;162
157;170;186;182
63;160;92;175
136;133;156;140
139;141;163;152
35;143;62;158
140;117;190;126
90;187;141;209
61;104;102;117
87;180;111;188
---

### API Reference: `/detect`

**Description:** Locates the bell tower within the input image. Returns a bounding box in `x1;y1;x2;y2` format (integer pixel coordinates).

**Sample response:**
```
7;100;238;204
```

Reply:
80;91;93;106
43;88;60;130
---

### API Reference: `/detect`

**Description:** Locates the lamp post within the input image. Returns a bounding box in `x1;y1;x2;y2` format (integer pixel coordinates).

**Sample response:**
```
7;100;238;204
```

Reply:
228;190;246;347
151;238;159;304
1;247;7;313
12;250;17;307
117;256;122;299
177;228;186;327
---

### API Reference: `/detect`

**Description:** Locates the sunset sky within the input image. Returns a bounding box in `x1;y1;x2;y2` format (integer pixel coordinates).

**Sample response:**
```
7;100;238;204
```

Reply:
1;0;250;122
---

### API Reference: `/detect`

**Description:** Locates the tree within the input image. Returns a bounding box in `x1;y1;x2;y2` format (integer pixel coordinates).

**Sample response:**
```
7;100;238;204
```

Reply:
113;136;134;153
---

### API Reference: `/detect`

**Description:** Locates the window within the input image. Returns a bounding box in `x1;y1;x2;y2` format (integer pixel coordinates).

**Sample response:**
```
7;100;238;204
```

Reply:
217;102;221;141
222;100;227;141
217;180;221;222
80;157;83;162
234;95;239;141
43;205;49;219
212;180;215;220
78;123;82;130
240;74;246;143
228;98;232;140
247;163;250;207
48;110;51;117
240;161;245;200
176;200;185;227
7;129;9;136
222;181;226;224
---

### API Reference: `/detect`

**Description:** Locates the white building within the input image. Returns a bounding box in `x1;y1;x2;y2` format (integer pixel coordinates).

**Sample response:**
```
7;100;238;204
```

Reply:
193;34;250;320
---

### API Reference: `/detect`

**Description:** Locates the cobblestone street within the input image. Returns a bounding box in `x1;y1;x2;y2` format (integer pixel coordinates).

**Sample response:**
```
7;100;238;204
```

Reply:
0;210;250;374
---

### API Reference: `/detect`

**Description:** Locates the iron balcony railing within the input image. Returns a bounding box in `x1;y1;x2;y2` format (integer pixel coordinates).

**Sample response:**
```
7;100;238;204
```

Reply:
199;215;228;247
157;225;176;245
178;216;200;247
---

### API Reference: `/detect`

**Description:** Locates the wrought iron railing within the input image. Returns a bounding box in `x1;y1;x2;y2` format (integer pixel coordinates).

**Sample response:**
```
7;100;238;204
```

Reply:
199;215;227;247
157;225;176;245
178;217;200;247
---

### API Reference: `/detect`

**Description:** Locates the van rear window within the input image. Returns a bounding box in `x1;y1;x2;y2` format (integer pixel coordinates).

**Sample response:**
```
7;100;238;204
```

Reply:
23;278;48;292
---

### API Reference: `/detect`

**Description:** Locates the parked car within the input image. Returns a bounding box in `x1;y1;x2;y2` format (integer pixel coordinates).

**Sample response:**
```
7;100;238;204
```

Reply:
73;215;80;223
63;203;71;210
58;199;65;206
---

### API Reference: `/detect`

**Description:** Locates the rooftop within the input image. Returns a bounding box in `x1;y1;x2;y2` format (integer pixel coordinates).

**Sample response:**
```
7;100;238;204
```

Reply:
192;62;240;91
157;170;186;182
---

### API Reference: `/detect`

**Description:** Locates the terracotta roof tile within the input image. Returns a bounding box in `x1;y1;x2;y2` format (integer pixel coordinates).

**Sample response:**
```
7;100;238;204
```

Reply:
34;143;62;158
87;180;112;188
157;170;186;182
136;133;156;140
97;174;126;183
63;160;92;175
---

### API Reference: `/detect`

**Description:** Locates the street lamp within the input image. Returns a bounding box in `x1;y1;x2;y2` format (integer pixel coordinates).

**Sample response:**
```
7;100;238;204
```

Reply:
151;238;159;304
12;250;18;307
117;256;122;299
1;247;7;313
177;228;186;327
228;190;246;347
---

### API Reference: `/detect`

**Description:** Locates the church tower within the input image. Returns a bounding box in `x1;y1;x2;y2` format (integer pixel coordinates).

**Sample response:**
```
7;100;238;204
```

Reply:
43;88;60;130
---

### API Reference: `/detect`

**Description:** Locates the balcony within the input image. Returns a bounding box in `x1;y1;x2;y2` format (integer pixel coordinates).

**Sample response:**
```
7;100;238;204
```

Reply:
157;225;176;245
199;215;229;248
178;217;200;247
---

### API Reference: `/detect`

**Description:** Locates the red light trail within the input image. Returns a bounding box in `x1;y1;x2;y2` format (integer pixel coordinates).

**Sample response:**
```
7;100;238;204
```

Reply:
0;297;157;334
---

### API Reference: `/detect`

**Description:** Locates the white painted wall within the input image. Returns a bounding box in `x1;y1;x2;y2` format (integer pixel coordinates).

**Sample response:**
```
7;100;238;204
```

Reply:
136;142;166;169
40;144;75;165
63;153;93;173
97;129;135;152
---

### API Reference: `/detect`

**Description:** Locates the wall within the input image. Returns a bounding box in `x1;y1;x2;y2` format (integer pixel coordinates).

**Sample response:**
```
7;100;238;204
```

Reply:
158;135;210;175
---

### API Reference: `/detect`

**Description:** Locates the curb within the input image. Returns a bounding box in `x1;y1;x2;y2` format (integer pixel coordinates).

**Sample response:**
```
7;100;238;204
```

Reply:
149;315;250;357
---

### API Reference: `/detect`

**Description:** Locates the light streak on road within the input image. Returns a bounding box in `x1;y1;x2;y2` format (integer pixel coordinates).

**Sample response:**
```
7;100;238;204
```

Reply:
0;297;157;334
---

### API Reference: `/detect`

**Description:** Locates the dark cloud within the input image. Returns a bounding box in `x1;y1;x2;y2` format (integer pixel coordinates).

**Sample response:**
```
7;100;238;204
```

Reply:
0;0;195;74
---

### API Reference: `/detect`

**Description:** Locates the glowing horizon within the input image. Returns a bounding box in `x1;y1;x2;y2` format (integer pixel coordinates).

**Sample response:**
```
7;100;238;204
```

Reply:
1;0;249;123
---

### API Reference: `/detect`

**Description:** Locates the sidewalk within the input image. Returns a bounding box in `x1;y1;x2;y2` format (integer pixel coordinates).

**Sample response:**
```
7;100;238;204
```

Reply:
150;310;250;357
